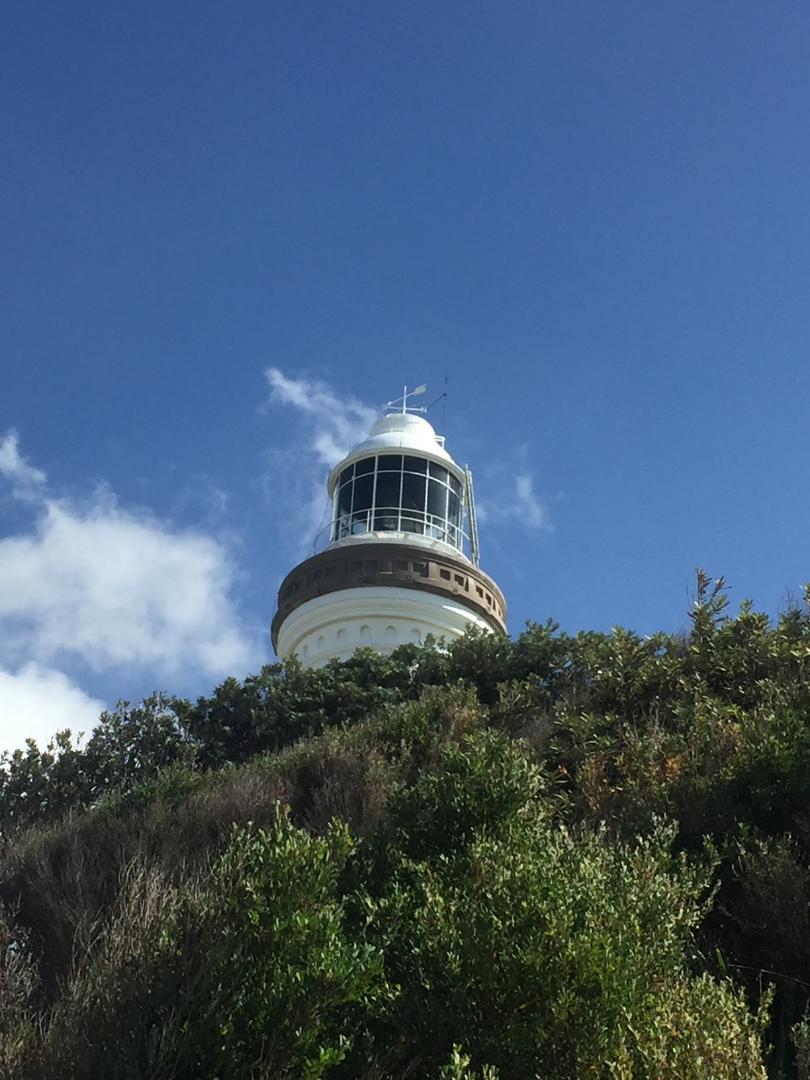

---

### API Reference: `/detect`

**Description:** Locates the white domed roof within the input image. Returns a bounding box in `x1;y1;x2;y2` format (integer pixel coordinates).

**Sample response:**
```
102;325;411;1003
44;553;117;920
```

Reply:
354;412;453;459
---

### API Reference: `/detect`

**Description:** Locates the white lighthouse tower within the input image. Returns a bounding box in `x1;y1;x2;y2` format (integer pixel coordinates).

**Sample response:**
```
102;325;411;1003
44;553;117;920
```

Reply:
272;387;506;667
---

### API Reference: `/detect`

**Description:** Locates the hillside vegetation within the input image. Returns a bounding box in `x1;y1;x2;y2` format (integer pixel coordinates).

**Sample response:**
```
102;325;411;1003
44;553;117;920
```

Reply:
2;572;810;1078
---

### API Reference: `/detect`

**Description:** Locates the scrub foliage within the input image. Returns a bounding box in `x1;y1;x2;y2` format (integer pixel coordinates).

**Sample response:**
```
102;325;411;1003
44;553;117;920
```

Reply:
2;573;808;1077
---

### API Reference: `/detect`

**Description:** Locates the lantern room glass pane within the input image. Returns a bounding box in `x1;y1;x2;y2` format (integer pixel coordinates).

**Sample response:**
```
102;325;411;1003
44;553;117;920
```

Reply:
339;465;354;487
353;474;373;513
377;454;402;471
429;462;448;483
337;484;352;516
333;482;353;540
403;477;427;514
447;491;461;528
449;475;462;496
427;478;447;520
401;475;425;534
373;473;399;518
403;455;427;474
355;457;375;475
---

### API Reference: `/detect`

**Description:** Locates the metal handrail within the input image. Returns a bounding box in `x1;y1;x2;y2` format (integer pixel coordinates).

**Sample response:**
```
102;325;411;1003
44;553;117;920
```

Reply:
312;507;469;555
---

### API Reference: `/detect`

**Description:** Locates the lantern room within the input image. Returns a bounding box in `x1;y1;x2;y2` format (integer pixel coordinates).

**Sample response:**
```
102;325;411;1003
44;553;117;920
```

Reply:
326;411;469;557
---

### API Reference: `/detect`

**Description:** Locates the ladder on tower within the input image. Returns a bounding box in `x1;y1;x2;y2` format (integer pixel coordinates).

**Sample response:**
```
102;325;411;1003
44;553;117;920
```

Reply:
465;466;480;568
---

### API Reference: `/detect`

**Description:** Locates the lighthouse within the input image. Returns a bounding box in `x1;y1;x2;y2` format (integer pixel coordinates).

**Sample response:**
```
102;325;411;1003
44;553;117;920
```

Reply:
271;387;506;667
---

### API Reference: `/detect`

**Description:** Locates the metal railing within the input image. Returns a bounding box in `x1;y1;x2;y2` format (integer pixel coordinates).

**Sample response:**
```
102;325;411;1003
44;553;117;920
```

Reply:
313;506;469;555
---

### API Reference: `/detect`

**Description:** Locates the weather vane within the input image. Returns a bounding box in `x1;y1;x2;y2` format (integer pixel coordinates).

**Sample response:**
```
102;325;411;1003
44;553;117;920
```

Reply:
386;384;428;415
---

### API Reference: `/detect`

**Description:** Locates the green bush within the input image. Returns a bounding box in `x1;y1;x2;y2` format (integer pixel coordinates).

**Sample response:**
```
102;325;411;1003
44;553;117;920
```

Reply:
15;809;386;1079
365;817;766;1078
4;575;809;1076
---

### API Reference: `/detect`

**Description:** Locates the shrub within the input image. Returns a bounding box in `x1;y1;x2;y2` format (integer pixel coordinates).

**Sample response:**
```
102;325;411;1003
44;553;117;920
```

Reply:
363;815;767;1078
18;809;387;1079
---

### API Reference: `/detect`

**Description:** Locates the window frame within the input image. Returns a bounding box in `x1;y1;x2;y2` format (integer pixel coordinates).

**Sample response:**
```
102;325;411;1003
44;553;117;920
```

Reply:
332;453;465;550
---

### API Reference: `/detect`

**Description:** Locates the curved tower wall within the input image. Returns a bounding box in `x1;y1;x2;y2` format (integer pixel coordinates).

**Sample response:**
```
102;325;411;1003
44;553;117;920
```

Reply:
276;587;491;668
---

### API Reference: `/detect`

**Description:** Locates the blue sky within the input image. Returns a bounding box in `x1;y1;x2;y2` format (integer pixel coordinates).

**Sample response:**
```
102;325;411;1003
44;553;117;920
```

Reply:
2;2;809;750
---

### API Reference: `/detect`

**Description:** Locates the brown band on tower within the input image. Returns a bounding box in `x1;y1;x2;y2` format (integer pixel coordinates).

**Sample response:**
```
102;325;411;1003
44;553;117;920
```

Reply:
271;541;506;650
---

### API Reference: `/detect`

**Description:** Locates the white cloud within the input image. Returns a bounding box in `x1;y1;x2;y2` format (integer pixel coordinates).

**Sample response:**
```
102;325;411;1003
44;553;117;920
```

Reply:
476;470;550;534
0;663;105;753
0;430;47;502
0;500;256;678
264;368;378;553
0;431;261;686
514;473;548;530
266;368;376;467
